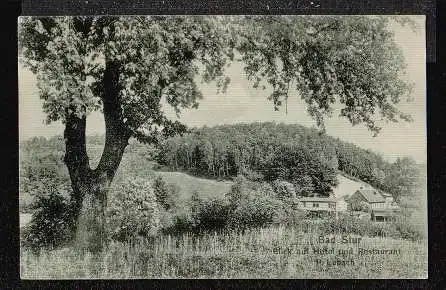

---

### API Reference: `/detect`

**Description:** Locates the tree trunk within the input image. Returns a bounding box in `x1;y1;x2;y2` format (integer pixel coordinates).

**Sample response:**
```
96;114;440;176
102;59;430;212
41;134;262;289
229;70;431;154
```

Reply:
64;60;130;253
74;171;110;253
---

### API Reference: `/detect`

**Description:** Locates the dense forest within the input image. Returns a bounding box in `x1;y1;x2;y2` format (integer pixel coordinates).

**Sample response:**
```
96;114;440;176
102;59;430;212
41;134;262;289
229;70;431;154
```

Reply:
19;122;422;201
156;122;422;200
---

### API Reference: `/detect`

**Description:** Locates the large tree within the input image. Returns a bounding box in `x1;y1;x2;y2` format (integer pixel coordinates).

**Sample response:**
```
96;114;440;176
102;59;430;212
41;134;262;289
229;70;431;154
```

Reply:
18;15;414;251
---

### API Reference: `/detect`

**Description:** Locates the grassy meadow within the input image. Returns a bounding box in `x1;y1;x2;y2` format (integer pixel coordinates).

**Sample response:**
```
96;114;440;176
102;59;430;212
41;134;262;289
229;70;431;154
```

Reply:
21;226;427;279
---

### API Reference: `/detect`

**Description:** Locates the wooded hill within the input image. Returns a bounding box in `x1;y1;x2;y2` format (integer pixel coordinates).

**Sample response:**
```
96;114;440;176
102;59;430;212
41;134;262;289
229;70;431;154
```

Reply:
19;122;422;201
156;122;421;200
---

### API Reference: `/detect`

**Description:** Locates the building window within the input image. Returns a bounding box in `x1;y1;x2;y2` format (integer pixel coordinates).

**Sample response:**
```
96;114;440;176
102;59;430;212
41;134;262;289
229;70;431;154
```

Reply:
313;203;319;208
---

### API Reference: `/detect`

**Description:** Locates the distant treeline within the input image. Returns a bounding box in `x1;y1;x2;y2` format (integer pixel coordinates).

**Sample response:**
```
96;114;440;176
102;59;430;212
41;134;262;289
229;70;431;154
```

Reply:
156;122;421;200
20;122;422;200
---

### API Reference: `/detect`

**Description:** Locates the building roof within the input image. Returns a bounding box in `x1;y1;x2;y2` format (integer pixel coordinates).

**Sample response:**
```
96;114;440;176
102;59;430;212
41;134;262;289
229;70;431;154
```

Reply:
299;197;337;203
341;195;350;201
355;189;386;203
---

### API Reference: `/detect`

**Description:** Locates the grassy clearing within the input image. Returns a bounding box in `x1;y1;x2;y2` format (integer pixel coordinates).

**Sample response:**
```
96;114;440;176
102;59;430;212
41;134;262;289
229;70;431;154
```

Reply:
156;171;233;200
21;225;427;279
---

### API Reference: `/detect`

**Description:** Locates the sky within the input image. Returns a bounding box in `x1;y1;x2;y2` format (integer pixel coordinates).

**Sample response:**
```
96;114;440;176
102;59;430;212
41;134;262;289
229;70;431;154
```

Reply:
18;16;426;163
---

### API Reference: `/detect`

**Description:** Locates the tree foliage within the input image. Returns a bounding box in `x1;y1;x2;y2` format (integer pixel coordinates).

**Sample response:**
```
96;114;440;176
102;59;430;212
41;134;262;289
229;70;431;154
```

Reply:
237;16;413;135
19;16;413;140
157;123;339;196
19;16;235;143
383;157;420;201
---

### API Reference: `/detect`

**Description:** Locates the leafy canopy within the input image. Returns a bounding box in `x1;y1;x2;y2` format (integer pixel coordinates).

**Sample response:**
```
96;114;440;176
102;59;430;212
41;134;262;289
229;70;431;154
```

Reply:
19;16;413;139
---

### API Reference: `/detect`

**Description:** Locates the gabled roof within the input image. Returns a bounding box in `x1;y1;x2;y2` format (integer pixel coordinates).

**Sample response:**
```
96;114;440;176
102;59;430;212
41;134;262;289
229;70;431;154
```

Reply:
355;189;385;203
341;195;350;201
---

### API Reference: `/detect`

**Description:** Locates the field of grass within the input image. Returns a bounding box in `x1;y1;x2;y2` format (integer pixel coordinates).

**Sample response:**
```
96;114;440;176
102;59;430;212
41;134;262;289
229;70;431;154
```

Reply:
156;171;233;200
20;225;427;279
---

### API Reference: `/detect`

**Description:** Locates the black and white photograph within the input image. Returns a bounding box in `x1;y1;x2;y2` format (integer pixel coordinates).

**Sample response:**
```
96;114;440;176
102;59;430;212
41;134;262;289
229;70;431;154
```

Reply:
18;15;427;279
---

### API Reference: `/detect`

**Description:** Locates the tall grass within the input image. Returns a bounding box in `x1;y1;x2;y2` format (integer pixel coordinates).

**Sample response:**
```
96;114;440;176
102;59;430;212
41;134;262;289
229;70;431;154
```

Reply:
21;226;427;279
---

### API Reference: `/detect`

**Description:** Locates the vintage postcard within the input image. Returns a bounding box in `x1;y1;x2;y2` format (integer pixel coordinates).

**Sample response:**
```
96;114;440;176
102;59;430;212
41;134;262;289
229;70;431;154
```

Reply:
19;15;427;279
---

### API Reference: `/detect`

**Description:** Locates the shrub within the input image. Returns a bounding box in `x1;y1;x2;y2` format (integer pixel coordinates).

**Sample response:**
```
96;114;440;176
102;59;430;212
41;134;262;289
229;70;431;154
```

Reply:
20;139;70;213
21;180;75;250
153;176;169;209
227;176;274;206
159;206;195;235
352;201;371;212
227;192;284;229
272;180;296;199
106;178;160;241
160;191;230;234
226;175;248;208
319;215;371;236
192;196;230;231
348;195;371;213
153;176;180;211
280;202;308;226
225;176;285;229
228;190;284;229
369;222;401;239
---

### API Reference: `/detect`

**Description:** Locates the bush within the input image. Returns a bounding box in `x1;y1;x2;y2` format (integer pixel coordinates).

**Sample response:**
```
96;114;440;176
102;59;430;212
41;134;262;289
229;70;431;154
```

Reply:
227;192;284;229
21;180;75;250
159;206;195;235
20;138;70;213
153;176;179;210
280;202;308;226
227;176;274;206
272;180;296;199
225;176;286;229
107;178;160;241
159;191;230;234
324;215;394;237
153;176;169;209
192;196;230;231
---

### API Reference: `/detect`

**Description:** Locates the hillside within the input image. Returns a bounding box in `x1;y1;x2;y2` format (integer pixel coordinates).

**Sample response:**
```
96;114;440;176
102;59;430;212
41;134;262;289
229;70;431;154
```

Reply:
155;170;367;201
155;171;233;200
